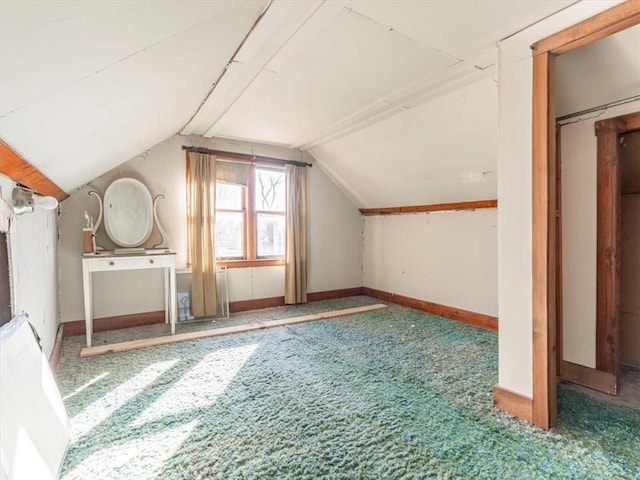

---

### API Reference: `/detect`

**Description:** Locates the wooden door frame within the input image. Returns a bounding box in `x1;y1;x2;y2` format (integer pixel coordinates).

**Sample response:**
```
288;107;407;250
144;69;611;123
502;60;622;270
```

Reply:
595;113;640;375
530;0;640;429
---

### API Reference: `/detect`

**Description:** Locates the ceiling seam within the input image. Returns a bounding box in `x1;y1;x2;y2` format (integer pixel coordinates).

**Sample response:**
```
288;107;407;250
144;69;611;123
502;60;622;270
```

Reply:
343;6;463;63
179;0;274;134
200;0;329;138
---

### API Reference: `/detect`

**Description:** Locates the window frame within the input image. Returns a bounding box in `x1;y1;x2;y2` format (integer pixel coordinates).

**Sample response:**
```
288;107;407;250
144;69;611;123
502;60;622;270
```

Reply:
216;162;286;268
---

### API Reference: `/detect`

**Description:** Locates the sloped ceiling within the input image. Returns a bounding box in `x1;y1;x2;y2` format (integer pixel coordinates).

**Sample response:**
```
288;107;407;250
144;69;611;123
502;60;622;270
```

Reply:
0;0;269;192
1;0;577;198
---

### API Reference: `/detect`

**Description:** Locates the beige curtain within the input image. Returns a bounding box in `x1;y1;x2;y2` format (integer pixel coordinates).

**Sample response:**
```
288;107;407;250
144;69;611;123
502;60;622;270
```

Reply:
284;164;307;304
187;152;217;317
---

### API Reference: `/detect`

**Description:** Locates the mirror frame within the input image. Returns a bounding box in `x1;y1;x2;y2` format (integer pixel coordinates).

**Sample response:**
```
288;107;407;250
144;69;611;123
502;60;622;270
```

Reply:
103;177;153;248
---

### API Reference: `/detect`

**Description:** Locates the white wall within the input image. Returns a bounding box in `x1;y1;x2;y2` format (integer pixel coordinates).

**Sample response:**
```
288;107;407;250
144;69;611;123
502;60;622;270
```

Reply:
363;209;497;316
311;75;498;208
496;0;624;397
58;135;362;322
0;175;58;356
561;101;640;368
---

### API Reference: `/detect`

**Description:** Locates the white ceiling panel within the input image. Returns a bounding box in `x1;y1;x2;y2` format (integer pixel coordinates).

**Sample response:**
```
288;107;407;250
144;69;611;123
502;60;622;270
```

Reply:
346;0;578;59
0;1;248;116
205;4;459;145
311;77;498;208
0;0;268;191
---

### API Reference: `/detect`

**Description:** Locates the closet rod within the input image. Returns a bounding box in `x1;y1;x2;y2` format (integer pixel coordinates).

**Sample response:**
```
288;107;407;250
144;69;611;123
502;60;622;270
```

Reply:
557;95;640;123
182;146;312;168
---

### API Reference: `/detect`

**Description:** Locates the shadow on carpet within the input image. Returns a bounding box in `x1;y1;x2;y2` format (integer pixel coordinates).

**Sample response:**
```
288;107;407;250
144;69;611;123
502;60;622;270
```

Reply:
57;297;640;479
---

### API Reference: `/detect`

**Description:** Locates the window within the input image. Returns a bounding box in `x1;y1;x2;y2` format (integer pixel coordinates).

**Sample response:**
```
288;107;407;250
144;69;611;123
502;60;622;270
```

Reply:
215;163;286;266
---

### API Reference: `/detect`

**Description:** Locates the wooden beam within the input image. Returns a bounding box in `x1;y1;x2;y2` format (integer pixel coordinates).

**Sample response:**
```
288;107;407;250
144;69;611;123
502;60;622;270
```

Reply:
532;0;640;56
0;141;68;201
362;287;498;331
562;361;617;394
493;385;533;423
360;199;497;216
595;112;640;135
80;303;387;357
531;51;557;430
595;119;621;375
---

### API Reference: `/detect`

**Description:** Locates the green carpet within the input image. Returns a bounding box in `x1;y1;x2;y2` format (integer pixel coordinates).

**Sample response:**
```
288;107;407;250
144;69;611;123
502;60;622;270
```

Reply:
57;297;640;479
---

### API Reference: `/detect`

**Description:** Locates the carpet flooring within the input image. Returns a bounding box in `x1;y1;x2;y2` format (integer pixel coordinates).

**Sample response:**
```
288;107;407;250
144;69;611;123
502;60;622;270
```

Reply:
57;296;640;479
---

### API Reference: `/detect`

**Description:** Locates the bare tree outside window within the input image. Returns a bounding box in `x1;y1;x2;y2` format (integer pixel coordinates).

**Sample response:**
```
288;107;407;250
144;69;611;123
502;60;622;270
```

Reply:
255;169;285;257
209;164;286;262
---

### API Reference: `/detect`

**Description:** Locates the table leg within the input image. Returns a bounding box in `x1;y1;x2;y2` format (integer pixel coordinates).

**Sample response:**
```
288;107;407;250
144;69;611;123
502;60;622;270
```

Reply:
164;267;169;324
82;261;93;347
169;264;176;335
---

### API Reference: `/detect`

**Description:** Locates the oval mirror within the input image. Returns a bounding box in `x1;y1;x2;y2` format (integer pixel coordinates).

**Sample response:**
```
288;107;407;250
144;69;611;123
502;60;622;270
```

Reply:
103;178;153;248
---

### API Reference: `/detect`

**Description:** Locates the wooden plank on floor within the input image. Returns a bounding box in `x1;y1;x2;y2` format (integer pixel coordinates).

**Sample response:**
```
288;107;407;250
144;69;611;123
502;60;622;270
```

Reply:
80;304;388;357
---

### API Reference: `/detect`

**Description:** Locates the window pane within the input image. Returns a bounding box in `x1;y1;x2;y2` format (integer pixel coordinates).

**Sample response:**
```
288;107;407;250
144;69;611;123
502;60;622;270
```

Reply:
257;213;285;257
215;212;244;258
216;182;243;210
255;169;285;211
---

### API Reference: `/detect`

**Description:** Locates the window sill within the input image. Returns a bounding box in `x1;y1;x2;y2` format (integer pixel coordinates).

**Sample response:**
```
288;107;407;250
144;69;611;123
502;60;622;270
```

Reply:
216;259;285;268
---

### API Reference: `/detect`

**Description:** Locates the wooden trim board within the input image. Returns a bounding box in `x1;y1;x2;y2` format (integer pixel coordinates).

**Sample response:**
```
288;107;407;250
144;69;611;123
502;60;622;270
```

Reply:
595;116;623;374
49;324;64;371
231;288;364;313
493;385;533;423
561;361;617;395
65;288;365;337
362;287;498;331
531;0;640;56
0;140;68;201
80;304;388;357
531;51;557;430
64;311;165;337
360;199;497;216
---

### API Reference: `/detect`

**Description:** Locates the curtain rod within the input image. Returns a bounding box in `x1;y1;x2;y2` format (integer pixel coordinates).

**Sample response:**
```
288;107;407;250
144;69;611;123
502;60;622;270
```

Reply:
557;95;640;123
182;146;312;168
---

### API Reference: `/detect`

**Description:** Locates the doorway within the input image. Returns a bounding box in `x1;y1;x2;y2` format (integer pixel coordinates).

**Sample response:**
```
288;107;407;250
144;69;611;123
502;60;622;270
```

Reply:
556;112;639;408
530;2;640;429
619;129;640;401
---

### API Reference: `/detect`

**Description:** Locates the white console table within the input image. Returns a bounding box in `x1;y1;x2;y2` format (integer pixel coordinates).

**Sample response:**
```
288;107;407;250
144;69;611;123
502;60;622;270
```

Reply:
81;250;177;347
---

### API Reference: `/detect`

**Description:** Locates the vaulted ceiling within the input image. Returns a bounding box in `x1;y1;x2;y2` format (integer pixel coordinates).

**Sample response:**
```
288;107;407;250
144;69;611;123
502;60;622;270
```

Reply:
1;0;589;203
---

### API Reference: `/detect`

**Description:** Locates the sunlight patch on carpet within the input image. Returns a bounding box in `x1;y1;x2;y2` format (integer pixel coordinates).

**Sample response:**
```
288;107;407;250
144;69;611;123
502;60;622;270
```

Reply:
132;343;260;426
64;420;198;479
70;360;178;438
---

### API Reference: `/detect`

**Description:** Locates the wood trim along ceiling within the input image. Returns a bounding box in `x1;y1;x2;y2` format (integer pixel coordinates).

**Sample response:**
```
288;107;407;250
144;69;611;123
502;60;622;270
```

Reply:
0;141;68;201
362;287;498;332
525;0;640;430
360;199;497;215
493;385;533;423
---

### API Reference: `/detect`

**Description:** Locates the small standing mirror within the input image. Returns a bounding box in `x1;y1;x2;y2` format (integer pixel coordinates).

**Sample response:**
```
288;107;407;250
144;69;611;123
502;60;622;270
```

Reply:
103;178;153;248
